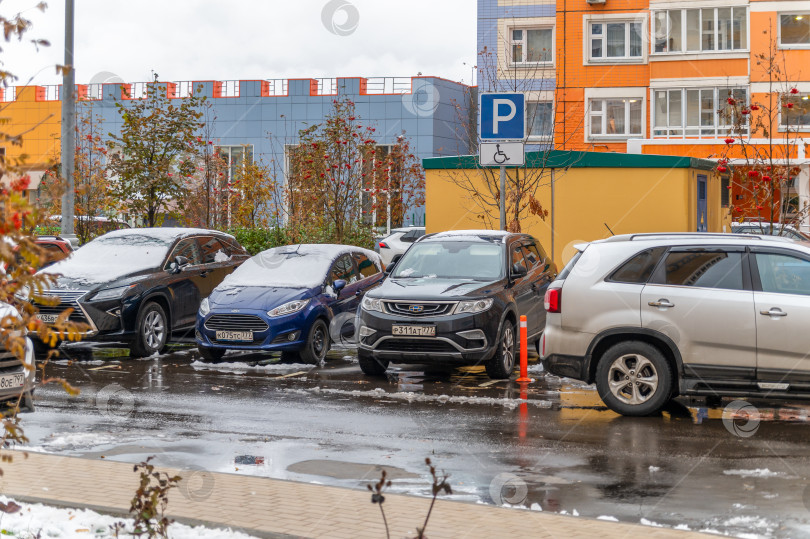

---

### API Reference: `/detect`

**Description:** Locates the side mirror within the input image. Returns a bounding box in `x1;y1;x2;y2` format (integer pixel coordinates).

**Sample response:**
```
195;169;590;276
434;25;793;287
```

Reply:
511;263;528;278
333;279;347;295
170;255;190;274
385;254;403;275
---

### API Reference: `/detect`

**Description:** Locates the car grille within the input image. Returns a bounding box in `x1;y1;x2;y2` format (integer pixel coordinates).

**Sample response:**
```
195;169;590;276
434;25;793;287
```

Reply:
32;290;89;324
205;314;269;333
0;349;23;374
384;301;456;317
377;339;457;353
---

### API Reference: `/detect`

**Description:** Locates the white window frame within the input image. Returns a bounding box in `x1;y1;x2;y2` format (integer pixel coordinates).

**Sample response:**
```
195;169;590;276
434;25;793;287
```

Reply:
651;86;749;138
509;26;555;66
779;92;810;131
585;16;647;63
588;98;644;139
778;12;810;49
652;6;749;55
526;100;555;141
584;88;646;141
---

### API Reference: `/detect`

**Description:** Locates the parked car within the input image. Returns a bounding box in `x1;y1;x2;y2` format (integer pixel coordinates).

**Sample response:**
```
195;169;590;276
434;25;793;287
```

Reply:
35;235;73;267
0;303;35;411
33;228;249;357
375;227;425;265
541;232;810;416
357;230;557;379
196;244;384;363
731;222;810;241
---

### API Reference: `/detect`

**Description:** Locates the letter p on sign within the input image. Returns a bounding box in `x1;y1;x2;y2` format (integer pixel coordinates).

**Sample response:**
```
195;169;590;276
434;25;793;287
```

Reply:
479;93;526;141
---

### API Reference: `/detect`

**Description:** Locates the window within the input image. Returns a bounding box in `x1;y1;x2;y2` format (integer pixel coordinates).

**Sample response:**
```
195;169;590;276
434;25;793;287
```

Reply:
165;238;201;268
527;101;554;139
511;245;529;273
609;248;666;284
216;145;254;184
653;87;747;137
721;175;730;207
521;245;540;267
330;255;357;285
661;250;744;290
755;253;810;295
590;21;643;60
510;28;553;64
589;98;643;137
654;7;747;53
780;14;810;46
781;93;810;128
400;228;424;243
353;252;380;279
198;236;227;264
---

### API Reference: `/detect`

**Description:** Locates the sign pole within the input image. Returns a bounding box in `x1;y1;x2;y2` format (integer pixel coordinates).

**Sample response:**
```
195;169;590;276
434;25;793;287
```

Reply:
499;165;506;230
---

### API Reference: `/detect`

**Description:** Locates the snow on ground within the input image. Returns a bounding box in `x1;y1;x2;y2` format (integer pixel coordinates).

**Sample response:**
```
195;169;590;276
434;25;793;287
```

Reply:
190;360;314;373
0;496;257;538
722;469;787;478
284;386;553;409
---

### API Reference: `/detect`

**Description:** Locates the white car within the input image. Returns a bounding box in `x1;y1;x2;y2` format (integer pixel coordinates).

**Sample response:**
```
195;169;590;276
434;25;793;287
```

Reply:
375;227;425;266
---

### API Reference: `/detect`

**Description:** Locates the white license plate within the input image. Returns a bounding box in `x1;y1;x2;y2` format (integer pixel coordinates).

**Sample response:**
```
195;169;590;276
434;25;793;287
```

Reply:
0;373;24;390
215;330;253;342
36;313;58;323
392;325;436;337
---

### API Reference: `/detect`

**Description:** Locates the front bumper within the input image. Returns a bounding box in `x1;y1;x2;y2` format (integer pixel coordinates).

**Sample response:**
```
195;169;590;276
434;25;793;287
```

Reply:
196;308;311;352
0;337;36;412
357;308;500;364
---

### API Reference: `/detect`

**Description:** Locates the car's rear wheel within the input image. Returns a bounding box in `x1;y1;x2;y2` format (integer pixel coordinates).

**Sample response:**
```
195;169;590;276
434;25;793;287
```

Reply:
131;302;168;358
298;319;329;364
595;341;673;416
485;319;516;379
358;349;388;376
198;346;226;363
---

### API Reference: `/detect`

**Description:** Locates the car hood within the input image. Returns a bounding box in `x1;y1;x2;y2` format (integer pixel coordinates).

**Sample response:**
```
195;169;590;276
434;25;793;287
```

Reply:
371;277;502;300
45;268;157;292
209;285;318;311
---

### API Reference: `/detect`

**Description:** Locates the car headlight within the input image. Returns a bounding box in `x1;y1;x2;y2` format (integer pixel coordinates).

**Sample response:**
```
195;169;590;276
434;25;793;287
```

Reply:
454;298;494;315
362;296;384;312
268;299;310;318
199;297;210;316
92;285;134;301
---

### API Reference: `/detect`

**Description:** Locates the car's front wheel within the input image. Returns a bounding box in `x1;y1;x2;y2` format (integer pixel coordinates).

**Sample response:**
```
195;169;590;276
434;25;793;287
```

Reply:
485;319;516;379
198;346;226;363
595;341;673;416
358;349;388;376
298;318;330;364
131;302;168;358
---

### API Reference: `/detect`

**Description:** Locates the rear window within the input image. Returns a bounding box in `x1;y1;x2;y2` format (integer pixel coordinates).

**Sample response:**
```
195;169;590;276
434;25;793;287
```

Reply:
661;250;745;290
557;250;583;280
609;247;666;284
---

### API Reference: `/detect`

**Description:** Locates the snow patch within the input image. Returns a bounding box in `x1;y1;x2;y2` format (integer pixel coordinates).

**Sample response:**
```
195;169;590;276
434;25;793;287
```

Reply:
640;518;664;527
597;515;619;522
648;466;660;473
530;503;542;511
723;469;785;478
190;360;313;373
0;495;256;538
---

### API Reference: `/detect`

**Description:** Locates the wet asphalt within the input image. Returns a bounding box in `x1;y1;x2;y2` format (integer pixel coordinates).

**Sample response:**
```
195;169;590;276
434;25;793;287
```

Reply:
19;341;810;538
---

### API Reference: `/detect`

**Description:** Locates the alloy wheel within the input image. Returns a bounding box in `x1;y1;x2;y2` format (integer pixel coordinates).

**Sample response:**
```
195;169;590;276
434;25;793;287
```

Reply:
607;353;659;405
143;310;165;351
501;325;515;371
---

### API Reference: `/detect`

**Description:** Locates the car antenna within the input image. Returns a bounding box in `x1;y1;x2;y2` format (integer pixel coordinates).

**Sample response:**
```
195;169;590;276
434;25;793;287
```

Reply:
604;223;615;236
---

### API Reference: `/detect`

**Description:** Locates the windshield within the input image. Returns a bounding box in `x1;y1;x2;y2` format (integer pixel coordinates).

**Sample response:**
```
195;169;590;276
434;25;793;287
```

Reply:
44;233;174;285
391;241;504;280
220;246;335;289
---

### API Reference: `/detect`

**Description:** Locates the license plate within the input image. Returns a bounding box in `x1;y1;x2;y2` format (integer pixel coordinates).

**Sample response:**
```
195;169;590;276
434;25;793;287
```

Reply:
215;330;253;342
36;313;58;323
392;325;436;337
0;373;24;390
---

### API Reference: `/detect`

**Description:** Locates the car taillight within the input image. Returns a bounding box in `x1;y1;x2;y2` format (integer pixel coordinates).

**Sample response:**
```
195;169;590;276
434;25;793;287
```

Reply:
379;242;389;249
544;287;561;313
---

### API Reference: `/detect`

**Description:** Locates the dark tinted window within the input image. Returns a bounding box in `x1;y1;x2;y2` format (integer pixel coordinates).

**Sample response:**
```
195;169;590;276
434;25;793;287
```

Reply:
198;236;227;264
330;255;357;284
663;251;744;290
511;245;529;272
165;238;201;267
353;252;379;279
558;250;583;280
219;236;247;256
755;253;810;296
400;229;424;243
609;247;666;284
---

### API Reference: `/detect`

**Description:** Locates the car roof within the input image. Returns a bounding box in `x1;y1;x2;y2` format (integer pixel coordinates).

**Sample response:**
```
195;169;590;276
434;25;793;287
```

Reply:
100;227;236;242
585;232;805;250
420;229;519;243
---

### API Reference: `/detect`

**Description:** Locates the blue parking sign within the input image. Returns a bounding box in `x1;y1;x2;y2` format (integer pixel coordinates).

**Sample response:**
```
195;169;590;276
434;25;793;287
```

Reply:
479;93;526;140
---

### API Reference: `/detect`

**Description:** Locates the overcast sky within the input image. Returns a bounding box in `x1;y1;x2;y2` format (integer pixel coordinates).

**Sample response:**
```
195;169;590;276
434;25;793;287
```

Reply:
4;0;477;87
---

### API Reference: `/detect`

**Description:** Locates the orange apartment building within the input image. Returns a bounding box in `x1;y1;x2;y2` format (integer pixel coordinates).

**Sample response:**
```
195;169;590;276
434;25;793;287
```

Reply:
478;0;810;229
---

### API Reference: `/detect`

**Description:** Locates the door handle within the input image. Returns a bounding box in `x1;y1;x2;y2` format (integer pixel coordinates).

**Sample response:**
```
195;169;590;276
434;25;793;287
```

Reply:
200;270;209;278
760;308;787;317
648;299;674;308
355;289;363;297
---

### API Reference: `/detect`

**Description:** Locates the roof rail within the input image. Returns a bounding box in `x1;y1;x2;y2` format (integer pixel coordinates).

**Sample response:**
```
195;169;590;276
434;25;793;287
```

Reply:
627;233;764;241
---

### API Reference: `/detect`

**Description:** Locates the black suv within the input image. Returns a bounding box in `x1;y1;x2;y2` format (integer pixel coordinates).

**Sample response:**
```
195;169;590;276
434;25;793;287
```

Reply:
34;228;249;356
357;230;557;379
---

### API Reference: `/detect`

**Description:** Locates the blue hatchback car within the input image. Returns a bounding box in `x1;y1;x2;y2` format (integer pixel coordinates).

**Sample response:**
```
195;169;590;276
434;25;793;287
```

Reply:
196;244;384;363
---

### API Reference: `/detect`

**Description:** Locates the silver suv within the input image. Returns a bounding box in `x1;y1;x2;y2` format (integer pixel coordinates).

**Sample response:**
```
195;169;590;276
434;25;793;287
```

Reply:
540;233;810;416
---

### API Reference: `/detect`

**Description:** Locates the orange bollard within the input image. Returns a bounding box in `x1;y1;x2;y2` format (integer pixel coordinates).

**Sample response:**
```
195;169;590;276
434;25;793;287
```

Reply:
516;315;531;382
518;381;529;438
